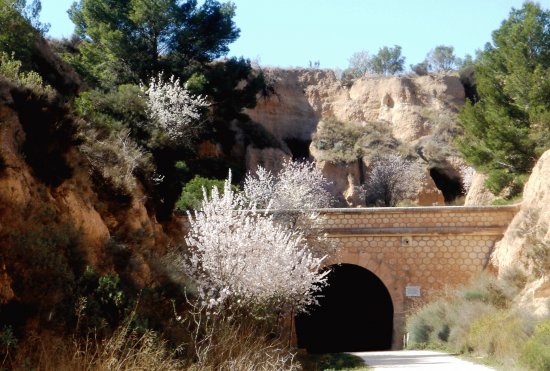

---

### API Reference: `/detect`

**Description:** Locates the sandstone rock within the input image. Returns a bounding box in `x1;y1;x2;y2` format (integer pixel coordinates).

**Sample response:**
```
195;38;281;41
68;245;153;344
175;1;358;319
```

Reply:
465;172;496;206
309;143;363;206
514;277;550;318
245;69;466;203
245;145;292;174
56;187;110;265
245;69;337;141
0;265;14;304
247;70;464;145
415;171;445;206
492;149;550;273
197;140;223;158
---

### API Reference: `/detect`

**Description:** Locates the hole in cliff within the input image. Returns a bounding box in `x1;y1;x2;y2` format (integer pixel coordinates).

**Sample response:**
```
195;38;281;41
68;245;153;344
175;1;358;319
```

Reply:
430;168;463;203
295;264;393;353
382;94;394;108
283;138;311;160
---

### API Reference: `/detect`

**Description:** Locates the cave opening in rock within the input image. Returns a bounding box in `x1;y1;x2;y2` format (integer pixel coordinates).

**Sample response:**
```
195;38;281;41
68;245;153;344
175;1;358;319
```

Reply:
283;138;311;161
295;264;393;353
430;168;464;203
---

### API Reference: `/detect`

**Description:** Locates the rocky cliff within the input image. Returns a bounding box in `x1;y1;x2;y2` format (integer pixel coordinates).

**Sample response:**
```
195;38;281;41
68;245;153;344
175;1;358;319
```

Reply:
245;69;467;205
0;78;173;306
490;149;550;317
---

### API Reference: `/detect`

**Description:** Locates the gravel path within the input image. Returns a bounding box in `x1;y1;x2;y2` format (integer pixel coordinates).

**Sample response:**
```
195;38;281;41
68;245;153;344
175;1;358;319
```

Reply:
351;350;494;370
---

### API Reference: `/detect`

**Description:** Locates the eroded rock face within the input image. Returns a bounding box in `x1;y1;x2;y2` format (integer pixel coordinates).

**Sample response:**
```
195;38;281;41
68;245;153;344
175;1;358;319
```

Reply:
245;69;465;205
465;172;496;206
492;150;550;272
246;69;465;144
245;146;292;174
0;83;165;291
491;150;550;317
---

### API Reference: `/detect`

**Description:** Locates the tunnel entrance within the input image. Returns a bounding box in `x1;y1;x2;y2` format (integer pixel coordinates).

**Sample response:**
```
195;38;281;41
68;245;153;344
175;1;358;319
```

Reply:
295;264;393;353
430;168;464;203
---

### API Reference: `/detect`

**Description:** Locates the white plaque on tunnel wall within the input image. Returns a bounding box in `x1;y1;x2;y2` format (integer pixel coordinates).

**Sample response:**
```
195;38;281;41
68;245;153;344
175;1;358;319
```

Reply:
406;285;421;297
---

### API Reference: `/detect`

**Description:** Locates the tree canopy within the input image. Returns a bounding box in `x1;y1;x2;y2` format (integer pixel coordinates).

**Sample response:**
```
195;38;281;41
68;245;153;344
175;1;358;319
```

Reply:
367;45;405;75
459;1;550;194
68;0;240;87
426;45;458;72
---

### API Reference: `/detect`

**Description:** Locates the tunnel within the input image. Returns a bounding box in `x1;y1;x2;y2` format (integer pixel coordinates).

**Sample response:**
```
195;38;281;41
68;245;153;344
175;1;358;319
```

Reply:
295;264;393;353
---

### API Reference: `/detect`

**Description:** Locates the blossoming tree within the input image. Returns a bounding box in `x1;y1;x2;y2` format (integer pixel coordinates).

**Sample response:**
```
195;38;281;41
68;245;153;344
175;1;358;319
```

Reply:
141;72;209;146
365;153;424;206
243;160;333;210
184;172;328;315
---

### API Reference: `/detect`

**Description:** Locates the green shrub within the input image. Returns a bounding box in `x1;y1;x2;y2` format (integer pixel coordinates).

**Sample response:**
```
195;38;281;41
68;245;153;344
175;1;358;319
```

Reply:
175;175;237;212
312;118;363;163
520;320;550;371
74;85;147;138
74;85;154;196
407;300;450;347
406;273;520;354
0;52;54;97
312;118;399;164
0;0;40;69
466;310;527;361
458;273;512;309
74;267;133;333
2;204;82;308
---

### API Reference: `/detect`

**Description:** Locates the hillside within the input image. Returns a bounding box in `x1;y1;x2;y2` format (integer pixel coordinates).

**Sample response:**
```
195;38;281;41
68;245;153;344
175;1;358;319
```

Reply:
245;68;470;206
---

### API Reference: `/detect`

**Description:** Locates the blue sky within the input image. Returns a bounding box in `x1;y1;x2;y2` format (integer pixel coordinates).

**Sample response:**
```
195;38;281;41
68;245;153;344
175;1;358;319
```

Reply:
41;0;532;69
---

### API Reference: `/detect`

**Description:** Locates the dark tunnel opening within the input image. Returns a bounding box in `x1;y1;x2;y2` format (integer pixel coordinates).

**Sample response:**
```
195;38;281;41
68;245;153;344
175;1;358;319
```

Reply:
283;138;311;161
295;264;393;353
429;168;464;203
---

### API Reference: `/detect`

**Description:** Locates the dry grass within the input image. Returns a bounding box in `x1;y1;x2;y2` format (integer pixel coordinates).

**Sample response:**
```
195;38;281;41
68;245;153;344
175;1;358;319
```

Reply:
181;302;299;371
12;325;183;371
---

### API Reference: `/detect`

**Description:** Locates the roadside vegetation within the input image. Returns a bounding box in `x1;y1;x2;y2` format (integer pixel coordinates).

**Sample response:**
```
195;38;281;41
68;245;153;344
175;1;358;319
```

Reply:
1;0;550;369
406;271;550;370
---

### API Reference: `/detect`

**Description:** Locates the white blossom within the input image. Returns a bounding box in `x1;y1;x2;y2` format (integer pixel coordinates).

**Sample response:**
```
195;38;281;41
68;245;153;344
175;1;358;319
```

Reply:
244;160;333;210
243;160;337;260
459;165;476;193
141;72;209;145
365;153;424;206
184;171;328;314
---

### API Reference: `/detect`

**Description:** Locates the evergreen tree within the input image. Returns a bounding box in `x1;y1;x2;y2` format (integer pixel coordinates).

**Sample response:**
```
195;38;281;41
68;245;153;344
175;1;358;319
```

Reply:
68;0;239;87
459;2;550;194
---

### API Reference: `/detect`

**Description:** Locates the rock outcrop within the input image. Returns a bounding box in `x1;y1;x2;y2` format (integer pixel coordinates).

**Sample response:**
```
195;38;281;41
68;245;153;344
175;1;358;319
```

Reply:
0;80;166;295
465;172;497;206
491;149;550;317
246;69;465;205
247;69;464;144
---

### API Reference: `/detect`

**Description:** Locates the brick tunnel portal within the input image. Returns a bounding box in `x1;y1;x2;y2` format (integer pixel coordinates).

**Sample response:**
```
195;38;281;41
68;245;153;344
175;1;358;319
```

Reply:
295;264;393;353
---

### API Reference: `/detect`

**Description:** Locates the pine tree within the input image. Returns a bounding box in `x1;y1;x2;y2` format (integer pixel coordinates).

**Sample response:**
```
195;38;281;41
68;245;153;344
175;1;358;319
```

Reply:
459;2;550;194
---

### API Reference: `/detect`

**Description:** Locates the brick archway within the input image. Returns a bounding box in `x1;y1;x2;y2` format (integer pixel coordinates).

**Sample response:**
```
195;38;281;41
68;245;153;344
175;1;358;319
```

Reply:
295;264;394;353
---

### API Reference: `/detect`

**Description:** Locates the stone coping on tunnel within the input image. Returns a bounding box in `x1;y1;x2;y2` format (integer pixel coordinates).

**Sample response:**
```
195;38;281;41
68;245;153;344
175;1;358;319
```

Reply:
322;226;509;237
313;204;520;231
285;204;521;214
